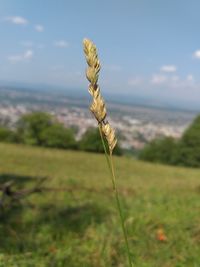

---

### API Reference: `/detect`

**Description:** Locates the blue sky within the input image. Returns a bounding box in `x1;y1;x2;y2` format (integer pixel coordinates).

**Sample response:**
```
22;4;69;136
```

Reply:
1;0;200;108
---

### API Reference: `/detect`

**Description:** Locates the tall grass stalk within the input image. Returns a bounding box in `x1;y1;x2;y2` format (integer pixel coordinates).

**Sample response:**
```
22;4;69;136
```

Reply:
98;125;133;267
83;38;133;267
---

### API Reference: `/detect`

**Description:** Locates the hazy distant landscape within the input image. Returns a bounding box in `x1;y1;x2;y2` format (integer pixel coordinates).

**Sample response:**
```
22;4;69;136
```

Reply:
0;86;197;151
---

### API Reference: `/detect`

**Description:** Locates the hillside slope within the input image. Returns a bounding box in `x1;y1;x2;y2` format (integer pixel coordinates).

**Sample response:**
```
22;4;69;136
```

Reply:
0;143;200;267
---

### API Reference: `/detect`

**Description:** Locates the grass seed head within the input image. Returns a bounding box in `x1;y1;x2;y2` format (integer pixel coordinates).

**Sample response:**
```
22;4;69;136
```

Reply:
83;38;117;152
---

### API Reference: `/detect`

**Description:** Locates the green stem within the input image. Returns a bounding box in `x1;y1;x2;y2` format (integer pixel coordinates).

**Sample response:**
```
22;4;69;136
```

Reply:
98;125;133;267
109;152;133;267
98;124;112;174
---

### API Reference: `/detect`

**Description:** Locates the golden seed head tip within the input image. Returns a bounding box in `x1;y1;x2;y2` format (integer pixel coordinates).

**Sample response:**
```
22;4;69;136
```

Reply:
83;39;98;59
83;38;92;44
83;38;89;43
83;38;91;48
83;38;96;53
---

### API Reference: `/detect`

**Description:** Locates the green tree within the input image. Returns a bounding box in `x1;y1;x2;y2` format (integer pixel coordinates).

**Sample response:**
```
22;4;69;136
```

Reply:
0;127;16;143
41;123;77;149
139;137;177;164
17;112;52;145
174;115;200;167
139;115;200;168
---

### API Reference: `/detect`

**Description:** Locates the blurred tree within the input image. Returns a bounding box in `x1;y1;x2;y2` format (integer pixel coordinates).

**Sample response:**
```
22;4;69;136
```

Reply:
0;127;15;142
41;123;77;149
17;112;77;150
139;137;177;164
139;115;200;168
17;112;52;145
174;115;200;167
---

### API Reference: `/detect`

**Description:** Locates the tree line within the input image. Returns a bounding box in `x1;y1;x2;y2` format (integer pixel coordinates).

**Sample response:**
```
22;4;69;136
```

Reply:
139;115;200;168
0;111;122;155
2;111;200;167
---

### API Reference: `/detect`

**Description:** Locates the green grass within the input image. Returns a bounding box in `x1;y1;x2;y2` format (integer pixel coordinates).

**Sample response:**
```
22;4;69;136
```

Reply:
0;143;200;266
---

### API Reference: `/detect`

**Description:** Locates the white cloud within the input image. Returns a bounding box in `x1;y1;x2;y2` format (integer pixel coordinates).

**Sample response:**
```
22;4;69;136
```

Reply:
4;16;28;25
171;75;179;82
160;65;177;72
150;73;196;89
8;49;33;63
35;24;44;32
54;40;69;48
151;74;167;84
193;50;200;59
20;41;45;49
186;74;194;82
128;77;143;86
24;50;33;59
8;55;23;63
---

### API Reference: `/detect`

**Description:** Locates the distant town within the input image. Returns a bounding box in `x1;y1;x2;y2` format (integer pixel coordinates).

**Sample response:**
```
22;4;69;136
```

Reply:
0;87;197;150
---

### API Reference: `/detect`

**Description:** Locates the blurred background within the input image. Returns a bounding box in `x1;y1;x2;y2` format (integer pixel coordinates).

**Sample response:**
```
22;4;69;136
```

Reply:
0;1;200;266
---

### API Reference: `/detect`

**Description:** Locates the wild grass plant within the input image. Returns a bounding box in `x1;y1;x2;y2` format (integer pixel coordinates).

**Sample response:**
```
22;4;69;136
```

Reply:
83;38;133;267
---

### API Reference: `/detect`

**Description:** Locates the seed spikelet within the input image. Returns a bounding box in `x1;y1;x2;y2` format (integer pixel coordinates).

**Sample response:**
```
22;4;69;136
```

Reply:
83;38;117;152
101;122;117;153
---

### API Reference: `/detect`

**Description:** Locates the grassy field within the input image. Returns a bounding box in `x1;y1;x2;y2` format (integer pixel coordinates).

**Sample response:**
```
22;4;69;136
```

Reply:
0;143;200;267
